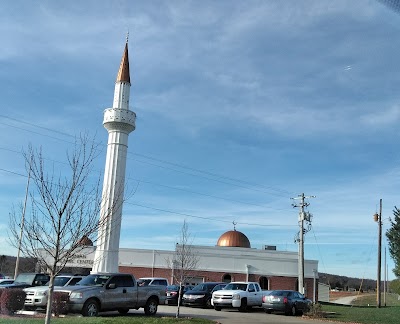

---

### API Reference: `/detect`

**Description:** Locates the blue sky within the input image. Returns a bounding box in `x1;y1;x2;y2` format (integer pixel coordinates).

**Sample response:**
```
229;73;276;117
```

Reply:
1;0;399;281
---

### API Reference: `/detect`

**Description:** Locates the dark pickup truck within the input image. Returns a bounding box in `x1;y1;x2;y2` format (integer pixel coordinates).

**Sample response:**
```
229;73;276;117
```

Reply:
0;273;49;289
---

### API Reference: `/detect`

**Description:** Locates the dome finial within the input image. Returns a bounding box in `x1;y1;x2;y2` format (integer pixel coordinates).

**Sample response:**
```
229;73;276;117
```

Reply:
233;221;237;231
126;30;129;44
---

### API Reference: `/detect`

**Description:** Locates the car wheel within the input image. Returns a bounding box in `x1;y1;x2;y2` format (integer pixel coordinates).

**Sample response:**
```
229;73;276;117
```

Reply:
214;306;221;311
239;298;247;312
118;308;130;315
204;298;212;309
144;298;158;315
285;305;296;316
264;309;272;314
82;299;99;317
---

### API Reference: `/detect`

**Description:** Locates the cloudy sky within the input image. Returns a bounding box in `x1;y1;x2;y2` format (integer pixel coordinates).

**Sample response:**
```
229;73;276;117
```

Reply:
1;0;399;281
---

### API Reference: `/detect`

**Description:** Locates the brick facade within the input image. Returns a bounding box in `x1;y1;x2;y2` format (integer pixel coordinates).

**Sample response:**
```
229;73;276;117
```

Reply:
118;265;317;299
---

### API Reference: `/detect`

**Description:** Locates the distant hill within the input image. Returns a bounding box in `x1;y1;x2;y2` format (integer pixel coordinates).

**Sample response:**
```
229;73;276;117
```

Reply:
319;272;378;291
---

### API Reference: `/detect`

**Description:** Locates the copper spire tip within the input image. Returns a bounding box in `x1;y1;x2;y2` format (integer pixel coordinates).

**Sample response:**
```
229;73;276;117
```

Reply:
116;40;130;83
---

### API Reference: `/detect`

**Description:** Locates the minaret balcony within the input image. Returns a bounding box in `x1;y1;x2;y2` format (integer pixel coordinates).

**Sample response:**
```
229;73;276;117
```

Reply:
103;108;136;133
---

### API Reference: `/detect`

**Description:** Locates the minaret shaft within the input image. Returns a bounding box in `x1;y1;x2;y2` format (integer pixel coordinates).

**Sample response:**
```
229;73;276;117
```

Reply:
92;42;135;274
113;82;130;109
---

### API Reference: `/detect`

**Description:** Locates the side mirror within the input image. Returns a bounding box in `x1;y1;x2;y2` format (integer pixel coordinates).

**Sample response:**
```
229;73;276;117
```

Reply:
108;283;116;289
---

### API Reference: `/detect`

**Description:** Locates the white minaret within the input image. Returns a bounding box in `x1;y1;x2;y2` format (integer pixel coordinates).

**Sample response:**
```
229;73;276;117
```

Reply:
92;39;136;273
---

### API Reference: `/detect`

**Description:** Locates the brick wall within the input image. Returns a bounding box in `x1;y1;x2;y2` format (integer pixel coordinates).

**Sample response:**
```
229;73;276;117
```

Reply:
118;265;316;299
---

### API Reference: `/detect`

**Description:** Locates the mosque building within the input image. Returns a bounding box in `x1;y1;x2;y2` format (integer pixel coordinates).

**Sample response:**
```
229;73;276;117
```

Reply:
40;40;319;300
61;227;318;298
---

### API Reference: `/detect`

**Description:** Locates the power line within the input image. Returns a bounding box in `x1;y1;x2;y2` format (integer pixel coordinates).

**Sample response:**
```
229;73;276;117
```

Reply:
0;165;296;230
0;114;295;198
134;152;295;196
125;201;297;228
133;157;291;198
0;161;292;214
0;114;74;138
126;176;292;211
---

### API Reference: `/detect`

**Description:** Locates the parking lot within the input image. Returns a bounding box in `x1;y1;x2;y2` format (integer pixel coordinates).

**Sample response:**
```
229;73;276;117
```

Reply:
154;305;331;324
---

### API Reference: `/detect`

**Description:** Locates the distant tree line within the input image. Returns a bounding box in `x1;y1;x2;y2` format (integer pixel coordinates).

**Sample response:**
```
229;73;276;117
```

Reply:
319;272;377;292
0;255;36;277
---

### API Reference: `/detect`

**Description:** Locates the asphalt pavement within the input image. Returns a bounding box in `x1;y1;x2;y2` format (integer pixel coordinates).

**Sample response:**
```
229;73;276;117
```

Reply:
153;305;334;324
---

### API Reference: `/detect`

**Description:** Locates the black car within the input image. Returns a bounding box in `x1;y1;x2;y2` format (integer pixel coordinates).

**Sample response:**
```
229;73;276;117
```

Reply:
182;282;226;308
0;273;49;289
165;285;193;305
262;290;311;316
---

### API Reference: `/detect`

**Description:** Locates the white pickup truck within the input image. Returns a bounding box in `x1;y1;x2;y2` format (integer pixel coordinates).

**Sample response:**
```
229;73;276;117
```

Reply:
211;281;264;311
56;273;166;316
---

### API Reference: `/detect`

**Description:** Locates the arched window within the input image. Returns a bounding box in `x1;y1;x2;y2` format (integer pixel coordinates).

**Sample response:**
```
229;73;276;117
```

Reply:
222;274;231;283
259;276;269;290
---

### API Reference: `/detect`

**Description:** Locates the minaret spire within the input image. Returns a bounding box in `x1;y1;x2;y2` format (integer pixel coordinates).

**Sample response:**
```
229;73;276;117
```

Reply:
92;39;136;274
116;41;130;83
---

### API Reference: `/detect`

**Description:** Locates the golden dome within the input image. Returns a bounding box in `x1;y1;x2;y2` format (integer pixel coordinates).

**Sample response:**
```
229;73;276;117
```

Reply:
217;230;251;248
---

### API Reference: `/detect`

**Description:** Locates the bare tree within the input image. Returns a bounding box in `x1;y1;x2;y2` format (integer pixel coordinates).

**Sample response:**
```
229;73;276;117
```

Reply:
166;220;199;318
8;135;123;324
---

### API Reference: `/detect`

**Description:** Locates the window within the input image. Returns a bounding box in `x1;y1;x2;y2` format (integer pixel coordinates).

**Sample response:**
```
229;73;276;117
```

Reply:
108;275;134;288
222;274;231;283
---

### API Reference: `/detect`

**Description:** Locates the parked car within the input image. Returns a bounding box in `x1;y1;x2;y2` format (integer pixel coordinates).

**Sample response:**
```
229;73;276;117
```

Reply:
24;274;84;309
0;273;49;289
165;285;193;305
0;279;14;286
182;282;225;308
137;277;169;287
262;290;311;316
56;273;166;316
212;282;264;311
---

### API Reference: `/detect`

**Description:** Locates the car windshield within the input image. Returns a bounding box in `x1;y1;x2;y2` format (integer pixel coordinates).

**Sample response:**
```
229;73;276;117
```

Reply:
76;274;110;287
212;284;226;292
189;284;209;292
45;277;70;287
166;285;180;291
14;273;35;284
224;283;248;291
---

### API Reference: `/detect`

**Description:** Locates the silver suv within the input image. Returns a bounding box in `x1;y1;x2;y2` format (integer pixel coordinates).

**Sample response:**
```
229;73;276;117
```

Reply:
24;274;84;309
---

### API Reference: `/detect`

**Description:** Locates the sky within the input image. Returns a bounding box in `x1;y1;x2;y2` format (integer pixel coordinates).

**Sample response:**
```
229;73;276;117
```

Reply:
1;0;400;281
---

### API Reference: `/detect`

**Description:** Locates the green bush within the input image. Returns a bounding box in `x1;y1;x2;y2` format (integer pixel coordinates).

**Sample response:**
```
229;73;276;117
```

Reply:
51;291;69;316
0;289;26;315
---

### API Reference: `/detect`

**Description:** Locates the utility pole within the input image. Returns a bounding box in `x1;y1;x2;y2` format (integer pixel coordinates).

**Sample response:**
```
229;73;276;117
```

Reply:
292;193;315;295
373;198;382;308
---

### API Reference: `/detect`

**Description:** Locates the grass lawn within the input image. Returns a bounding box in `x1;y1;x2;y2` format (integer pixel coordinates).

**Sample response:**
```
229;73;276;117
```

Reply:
316;291;400;324
321;303;400;324
0;316;214;324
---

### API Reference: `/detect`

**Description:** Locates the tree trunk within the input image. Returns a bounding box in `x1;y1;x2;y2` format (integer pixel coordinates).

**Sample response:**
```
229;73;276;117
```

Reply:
45;275;55;324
